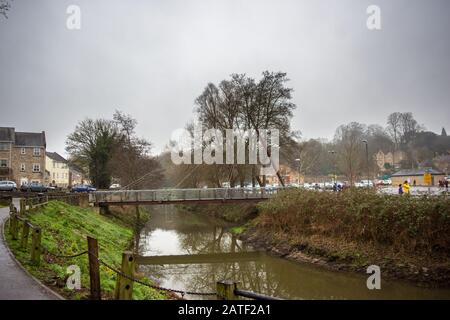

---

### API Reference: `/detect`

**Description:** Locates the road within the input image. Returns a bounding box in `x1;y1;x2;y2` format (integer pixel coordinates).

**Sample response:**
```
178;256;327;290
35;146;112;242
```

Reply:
0;199;58;300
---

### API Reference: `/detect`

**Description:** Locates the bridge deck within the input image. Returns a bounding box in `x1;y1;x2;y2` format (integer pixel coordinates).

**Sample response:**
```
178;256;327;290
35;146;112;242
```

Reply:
89;188;279;205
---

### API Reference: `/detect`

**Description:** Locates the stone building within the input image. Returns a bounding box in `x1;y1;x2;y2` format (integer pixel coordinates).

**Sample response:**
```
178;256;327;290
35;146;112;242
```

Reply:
375;150;407;171
46;152;70;188
69;163;87;187
0;127;46;185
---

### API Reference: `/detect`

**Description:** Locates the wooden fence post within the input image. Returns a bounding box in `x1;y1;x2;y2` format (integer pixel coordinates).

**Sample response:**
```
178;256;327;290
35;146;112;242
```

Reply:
20;220;30;249
115;251;135;300
10;213;18;240
20;198;25;214
87;236;101;300
216;280;239;300
30;227;42;265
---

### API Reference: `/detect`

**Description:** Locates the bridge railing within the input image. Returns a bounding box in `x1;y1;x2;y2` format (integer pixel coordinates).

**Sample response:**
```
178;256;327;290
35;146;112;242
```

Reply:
90;187;281;204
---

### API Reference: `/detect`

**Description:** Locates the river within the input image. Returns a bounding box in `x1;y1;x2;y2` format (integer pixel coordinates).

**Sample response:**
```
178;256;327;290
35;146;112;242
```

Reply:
137;205;450;300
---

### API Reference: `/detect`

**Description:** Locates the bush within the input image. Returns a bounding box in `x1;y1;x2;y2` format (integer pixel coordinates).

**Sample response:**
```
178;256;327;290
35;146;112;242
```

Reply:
256;188;450;254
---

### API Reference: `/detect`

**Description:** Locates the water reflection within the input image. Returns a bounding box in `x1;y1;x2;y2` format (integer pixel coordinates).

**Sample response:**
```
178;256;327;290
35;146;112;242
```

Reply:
138;205;450;300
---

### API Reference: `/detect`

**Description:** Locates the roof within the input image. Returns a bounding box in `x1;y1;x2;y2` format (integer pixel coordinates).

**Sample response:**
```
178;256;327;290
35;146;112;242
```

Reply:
46;152;68;163
0;127;15;142
391;168;445;177
15;131;46;147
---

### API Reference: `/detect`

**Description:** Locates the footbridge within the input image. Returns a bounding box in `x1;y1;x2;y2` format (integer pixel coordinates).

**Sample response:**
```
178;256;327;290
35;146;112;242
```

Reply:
89;187;279;206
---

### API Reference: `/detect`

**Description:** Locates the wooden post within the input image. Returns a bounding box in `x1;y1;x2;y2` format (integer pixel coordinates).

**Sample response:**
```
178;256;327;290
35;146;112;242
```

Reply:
115;251;135;300
19;198;25;214
30;227;42;265
216;280;239;300
20;220;30;249
10;214;18;240
87;236;101;300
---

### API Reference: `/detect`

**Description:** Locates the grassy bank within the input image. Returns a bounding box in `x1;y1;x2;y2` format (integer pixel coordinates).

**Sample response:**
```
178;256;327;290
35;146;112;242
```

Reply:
242;188;450;286
5;201;166;299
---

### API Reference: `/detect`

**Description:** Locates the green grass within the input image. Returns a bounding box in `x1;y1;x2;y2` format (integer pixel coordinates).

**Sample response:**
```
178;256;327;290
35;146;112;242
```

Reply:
229;226;246;235
5;201;166;300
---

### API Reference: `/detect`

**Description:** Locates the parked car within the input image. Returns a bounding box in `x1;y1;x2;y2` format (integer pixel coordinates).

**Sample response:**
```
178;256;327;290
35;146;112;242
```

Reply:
0;180;17;192
71;185;96;193
20;182;48;192
109;183;121;190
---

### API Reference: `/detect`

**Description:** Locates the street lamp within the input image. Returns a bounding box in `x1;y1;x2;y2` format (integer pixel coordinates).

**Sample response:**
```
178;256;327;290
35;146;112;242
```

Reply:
295;158;301;185
328;150;336;184
362;140;369;187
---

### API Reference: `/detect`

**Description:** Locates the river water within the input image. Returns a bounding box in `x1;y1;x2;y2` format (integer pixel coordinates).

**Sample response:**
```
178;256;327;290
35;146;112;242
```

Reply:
137;205;450;300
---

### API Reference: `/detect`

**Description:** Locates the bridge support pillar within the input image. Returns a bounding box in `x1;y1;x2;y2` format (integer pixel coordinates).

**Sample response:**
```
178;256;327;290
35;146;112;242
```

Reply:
98;204;110;215
79;193;89;208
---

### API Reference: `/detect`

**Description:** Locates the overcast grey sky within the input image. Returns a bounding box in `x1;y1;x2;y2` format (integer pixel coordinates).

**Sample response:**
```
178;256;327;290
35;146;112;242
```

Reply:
1;0;449;156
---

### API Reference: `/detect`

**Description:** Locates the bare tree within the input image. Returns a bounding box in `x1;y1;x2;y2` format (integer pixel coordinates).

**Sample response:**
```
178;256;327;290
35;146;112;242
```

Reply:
387;112;402;150
110;110;163;189
334;122;366;185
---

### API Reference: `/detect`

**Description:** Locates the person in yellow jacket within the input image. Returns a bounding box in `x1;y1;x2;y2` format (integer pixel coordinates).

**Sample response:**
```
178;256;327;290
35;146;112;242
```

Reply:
402;181;411;194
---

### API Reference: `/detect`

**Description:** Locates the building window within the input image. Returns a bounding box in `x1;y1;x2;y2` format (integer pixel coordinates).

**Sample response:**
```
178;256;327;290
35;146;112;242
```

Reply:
21;148;26;154
52;172;55;179
32;164;41;172
0;143;9;151
20;163;26;172
0;159;7;167
33;148;41;156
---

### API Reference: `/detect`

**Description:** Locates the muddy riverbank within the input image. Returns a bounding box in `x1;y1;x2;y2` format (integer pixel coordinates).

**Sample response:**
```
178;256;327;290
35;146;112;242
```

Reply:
239;225;450;289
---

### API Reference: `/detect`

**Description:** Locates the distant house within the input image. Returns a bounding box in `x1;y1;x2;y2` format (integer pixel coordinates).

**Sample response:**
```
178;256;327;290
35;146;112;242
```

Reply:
0;127;47;185
46;152;70;188
266;165;298;185
374;150;407;171
68;163;87;187
391;168;445;186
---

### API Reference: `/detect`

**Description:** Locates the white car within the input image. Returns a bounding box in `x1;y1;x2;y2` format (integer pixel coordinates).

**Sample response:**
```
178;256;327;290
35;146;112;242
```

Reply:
109;183;121;189
0;180;17;191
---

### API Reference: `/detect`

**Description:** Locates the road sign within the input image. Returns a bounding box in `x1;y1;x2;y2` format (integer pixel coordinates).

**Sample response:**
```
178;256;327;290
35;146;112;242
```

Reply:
423;172;432;185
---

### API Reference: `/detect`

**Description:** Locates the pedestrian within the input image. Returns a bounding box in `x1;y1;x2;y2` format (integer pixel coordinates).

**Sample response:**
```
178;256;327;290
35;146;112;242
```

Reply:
445;179;449;191
413;180;416;187
402;180;410;194
398;183;403;195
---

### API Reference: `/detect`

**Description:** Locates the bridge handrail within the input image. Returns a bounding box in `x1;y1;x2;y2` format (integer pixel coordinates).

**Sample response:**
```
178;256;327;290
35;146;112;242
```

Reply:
93;186;282;193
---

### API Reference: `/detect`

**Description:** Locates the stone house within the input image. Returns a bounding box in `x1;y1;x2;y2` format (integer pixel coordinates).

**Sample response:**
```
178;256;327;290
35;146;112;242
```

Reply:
374;150;407;171
0;127;46;185
68;164;87;187
46;152;70;188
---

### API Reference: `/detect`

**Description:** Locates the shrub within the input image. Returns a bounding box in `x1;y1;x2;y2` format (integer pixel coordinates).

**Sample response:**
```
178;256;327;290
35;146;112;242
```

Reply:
256;189;450;254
